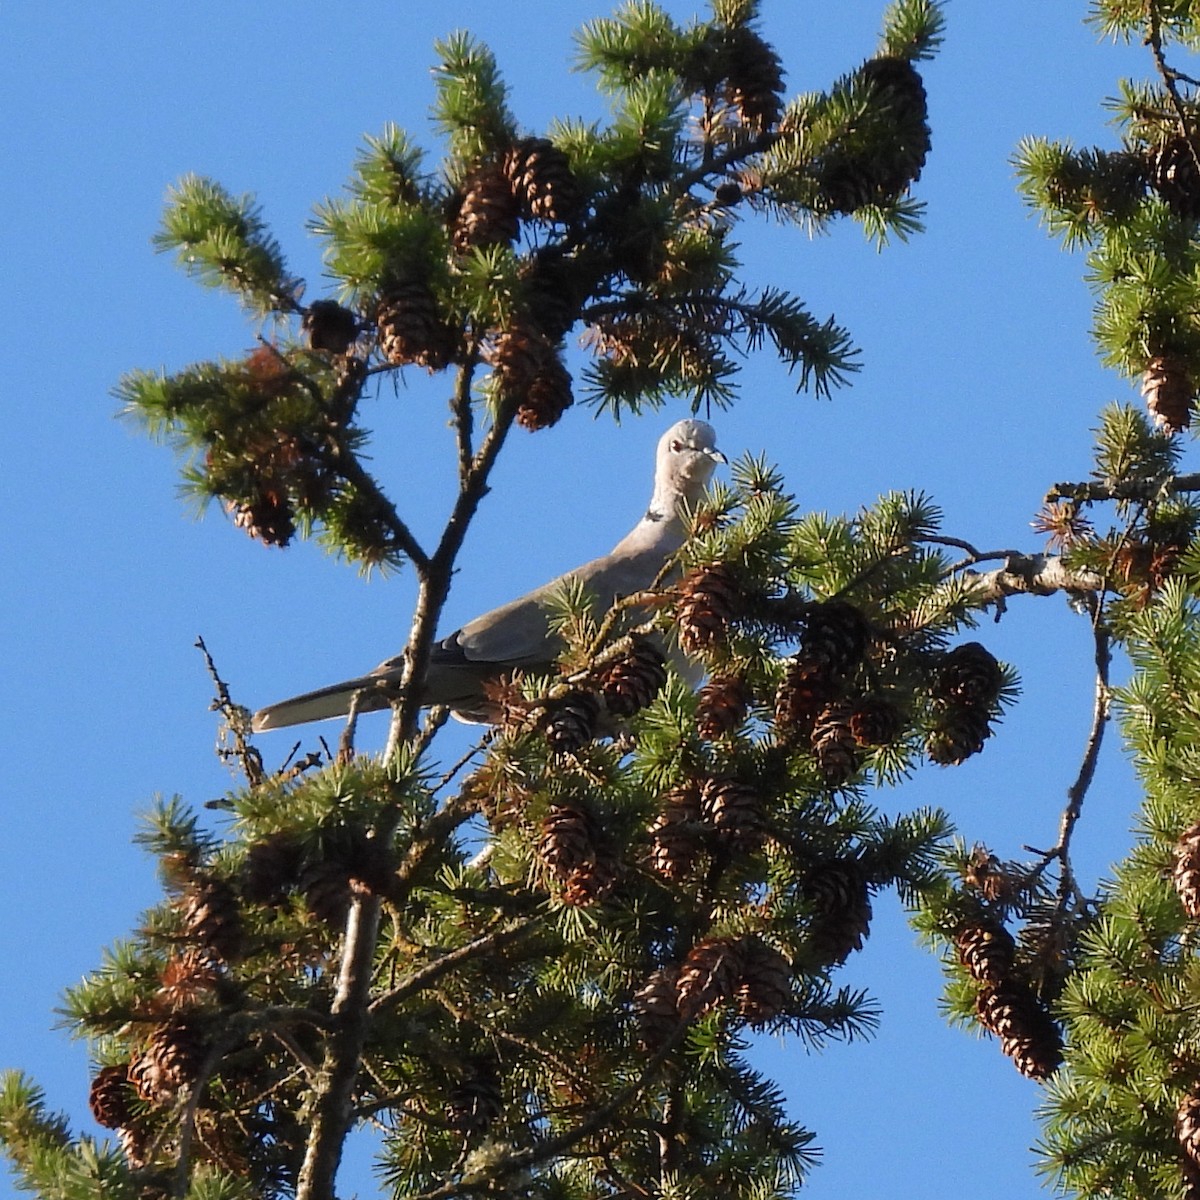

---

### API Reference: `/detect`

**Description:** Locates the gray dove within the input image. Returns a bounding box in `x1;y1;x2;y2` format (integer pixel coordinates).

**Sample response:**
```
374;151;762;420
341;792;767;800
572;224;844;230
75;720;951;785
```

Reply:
251;418;725;731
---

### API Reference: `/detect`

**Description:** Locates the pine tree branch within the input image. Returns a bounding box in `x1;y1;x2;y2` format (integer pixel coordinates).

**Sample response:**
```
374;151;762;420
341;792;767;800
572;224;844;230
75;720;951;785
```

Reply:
296;894;383;1200
1146;1;1200;176
386;383;516;752
404;1026;690;1200
367;919;539;1016
958;552;1105;605
330;433;431;571
1045;471;1200;504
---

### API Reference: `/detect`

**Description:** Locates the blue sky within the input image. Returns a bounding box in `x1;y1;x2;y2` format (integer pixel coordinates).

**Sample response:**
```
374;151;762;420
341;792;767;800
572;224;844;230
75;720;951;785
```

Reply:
0;2;1166;1196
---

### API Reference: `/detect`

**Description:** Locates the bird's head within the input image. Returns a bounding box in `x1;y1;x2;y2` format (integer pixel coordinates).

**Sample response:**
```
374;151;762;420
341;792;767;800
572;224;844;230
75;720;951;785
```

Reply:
657;418;727;503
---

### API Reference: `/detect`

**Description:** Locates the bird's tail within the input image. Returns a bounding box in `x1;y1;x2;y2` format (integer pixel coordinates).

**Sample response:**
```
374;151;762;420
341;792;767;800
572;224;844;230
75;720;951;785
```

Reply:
251;676;394;732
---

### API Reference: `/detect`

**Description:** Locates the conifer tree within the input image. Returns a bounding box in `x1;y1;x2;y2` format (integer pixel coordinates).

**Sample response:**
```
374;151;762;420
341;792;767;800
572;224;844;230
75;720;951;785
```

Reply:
21;1;1200;1199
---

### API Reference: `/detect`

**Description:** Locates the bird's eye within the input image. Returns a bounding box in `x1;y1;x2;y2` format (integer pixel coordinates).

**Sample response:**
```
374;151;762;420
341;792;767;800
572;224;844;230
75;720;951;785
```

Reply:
671;440;684;452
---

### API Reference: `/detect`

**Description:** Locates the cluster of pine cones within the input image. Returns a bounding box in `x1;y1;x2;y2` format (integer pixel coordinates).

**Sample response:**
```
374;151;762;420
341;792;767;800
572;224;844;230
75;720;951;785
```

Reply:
374;136;584;430
954;912;1063;1081
86;829;394;1168
632;934;793;1048
675;562;1005;777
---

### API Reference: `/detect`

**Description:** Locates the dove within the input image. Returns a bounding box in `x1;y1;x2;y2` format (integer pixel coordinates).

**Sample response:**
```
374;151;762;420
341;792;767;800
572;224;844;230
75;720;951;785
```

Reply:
251;418;726;731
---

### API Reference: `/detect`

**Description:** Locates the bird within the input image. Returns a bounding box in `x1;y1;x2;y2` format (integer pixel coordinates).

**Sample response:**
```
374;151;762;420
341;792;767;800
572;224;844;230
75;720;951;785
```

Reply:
251;418;726;731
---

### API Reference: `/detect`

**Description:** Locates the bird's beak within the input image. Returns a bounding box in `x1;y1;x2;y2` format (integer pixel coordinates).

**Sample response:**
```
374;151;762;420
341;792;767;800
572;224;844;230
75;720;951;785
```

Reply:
707;447;728;465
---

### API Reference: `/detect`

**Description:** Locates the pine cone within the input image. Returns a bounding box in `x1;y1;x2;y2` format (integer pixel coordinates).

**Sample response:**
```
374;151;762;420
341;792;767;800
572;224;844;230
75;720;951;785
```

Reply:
696;673;750;740
1149;135;1200;220
489;324;552;398
179;875;243;961
230;491;295;548
800;601;870;678
89;1064;137;1129
859;56;930;188
849;694;904;747
676;563;742;654
648;785;705;881
774;658;836;741
376;280;455;370
803;862;872;965
1142;352;1194;435
700;776;765;847
540;804;616;904
298;858;353;928
452;162;521;252
518;350;574;431
520;251;585;341
303;299;359;354
241;832;305;906
504;136;584;223
539;690;602;753
975;981;1062;1080
1174;822;1200;918
926;705;992;766
810;702;860;785
676;937;746;1019
595;637;667;717
955;917;1017;985
633;966;682;1049
129;1017;208;1104
734;938;793;1026
931;642;1004;706
157;947;222;1012
723;27;786;131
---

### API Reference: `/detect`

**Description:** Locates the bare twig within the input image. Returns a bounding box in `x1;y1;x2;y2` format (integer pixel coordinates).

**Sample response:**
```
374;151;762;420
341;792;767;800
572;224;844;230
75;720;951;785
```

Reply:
196;635;265;788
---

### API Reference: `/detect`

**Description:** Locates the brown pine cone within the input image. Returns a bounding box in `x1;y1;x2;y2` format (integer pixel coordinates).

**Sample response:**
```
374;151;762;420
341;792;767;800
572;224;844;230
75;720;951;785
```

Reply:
539;803;594;877
594;637;667;717
975;981;1063;1080
676;937;746;1019
803;861;872;965
504;136;584;223
518;351;574;431
129;1017;208;1104
376;279;455;370
1142;352;1194;435
696;673;750;740
734;938;793;1026
699;776;765;848
676;563;742;654
633;966;682;1050
230;491;295;548
539;690;602;753
89;1064;137;1129
452;162;521;252
926;705;993;766
775;657;836;741
810;702;860;785
931;642;1003;706
955;917;1017;986
849;694;904;747
1149;135;1200;220
648;785;705;881
799;601;870;678
723;26;786;131
179;875;243;961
